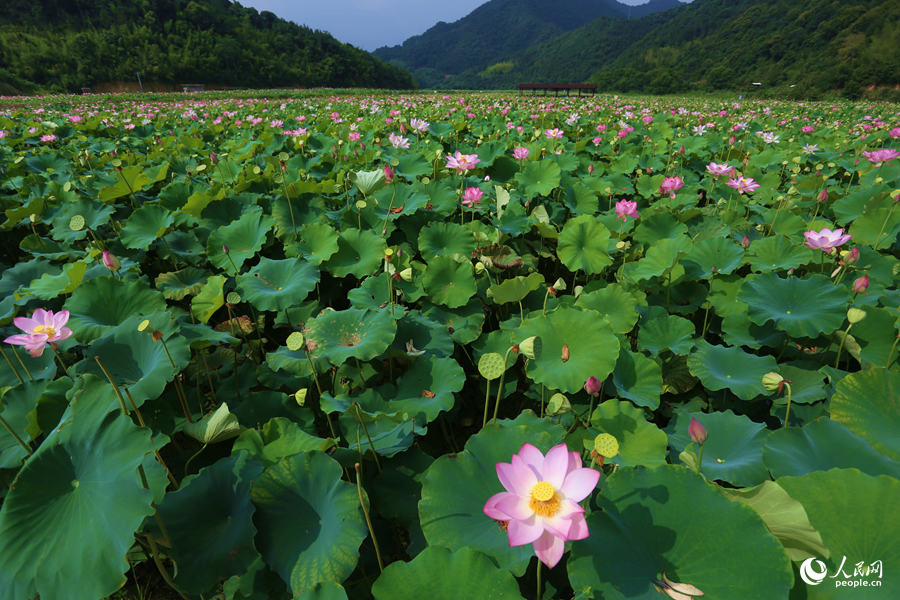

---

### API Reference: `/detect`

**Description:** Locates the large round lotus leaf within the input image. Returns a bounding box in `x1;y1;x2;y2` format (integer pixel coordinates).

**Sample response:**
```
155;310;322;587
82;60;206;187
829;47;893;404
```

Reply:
419;411;566;576
155;454;263;595
418;221;477;262
746;235;814;272
567;465;792;600
0;383;39;468
421;298;485;345
638;313;695;356
515;158;561;198
322;228;386;278
207;208;273;274
81;317;191;406
236;257;319;312
119;203;174;249
372;546;523;600
250;452;367;596
668;409;771;487
191;275;225;324
612;350;662;409
764;418;900;479
388;355;465;424
422;255;477;308
304;308;397;366
338;401;420;458
847;307;899;368
49;196;114;243
0;410;156;600
830;367;900;461
391;311;454;358
517;307;619;393
590;399;667;467
232;417;333;468
348;272;392;311
739;273;848;338
557;215;612;275
778;470;900;599
575;284;642;334
154;267;208;300
623;235;692;282
633;213;688;245
682;235;744;278
288;222;339;265
686;342;777;400
487;272;545;305
773;364;827;404
65;277;167;343
297;581;348;600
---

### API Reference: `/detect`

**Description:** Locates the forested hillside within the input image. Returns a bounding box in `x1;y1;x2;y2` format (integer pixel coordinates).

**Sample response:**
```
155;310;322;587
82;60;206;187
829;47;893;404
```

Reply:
0;0;416;94
373;0;682;89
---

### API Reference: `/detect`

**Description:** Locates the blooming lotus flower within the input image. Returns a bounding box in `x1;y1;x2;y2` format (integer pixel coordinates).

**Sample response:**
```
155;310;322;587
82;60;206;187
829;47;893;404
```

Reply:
726;176;760;194
705;162;734;177
484;443;600;568
513;147;530;161
862;149;899;166
4;308;73;357
804;228;851;251
409;118;429;132
445;151;480;173
659;176;684;199
388;132;409;149
545;128;564;140
461;187;483;207
615;199;639;222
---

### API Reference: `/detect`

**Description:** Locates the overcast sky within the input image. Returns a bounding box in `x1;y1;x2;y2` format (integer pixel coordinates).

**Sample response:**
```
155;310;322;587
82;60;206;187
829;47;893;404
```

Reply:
239;0;659;51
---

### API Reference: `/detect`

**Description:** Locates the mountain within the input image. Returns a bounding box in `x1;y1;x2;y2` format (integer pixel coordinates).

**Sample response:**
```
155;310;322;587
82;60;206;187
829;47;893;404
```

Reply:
373;0;683;89
0;0;415;94
429;0;899;98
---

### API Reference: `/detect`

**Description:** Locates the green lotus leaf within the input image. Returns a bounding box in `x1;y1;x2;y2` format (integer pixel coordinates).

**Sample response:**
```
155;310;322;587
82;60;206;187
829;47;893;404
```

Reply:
746;235;814;272
624;235;692;282
633;213;688;245
391;311;454;358
686;342;777;400
847;307;899;368
682;235;744;278
557;215;612;275
372;546;523;600
387;355;465;424
611;350;661;409
322;228;386;278
721;312;787;349
849;196;900;249
421;298;485;344
575;284;643;334
568;465;792;600
191;275;226;324
590;399;667;467
154;267;208;300
418;221;476;263
638;313;695;356
296;581;348;600
774;364;827;404
764;418;900;479
348;273;392;311
830;367;900;461
338;400;421;458
487;272;545;305
778;470;900;598
668;409;771;486
20;260;87;301
517;307;619;393
119;203;174;249
97;165;156;202
287;222;340;265
232;417;333;468
250;452;367;596
721;480;828;562
515;158;561;198
351;168;385;195
49;196;114;243
422;255;477;308
419;411;566;576
236;257;319;312
155;454;263;595
183;402;242;445
739;273;849;338
0;405;156;600
0;383;39;468
304;308;397;366
65;277;167;343
207;208;273;274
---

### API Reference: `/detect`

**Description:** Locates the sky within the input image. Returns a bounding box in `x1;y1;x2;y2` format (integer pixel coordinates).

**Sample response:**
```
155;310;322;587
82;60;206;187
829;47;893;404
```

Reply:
239;0;657;51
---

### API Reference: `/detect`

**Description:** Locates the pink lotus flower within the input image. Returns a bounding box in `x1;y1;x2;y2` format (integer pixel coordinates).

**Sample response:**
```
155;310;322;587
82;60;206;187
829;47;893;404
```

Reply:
4;308;73;357
615;199;639;222
545;128;564;140
40;134;57;143
726;176;760;194
384;164;394;184
861;149;899;165
583;376;602;397
852;274;869;294
461;187;483;207
388;132;409;149
513;147;530;161
659;176;684;199
804;228;851;251
689;417;707;445
705;162;734;177
445;151;480;173
801;125;814;134
889;127;900;139
348;132;361;142
484;443;600;568
102;249;120;272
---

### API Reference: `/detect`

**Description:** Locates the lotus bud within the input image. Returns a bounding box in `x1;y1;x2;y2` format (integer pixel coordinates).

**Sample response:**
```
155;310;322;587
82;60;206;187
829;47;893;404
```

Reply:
552;278;567;291
844;247;859;264
588;164;594;174
847;308;867;324
852;274;869;294
762;372;784;392
518;336;538;360
102;249;120;272
688;417;707;445
583;376;602;397
384;164;394;184
741;235;750;248
222;244;230;254
817;188;829;203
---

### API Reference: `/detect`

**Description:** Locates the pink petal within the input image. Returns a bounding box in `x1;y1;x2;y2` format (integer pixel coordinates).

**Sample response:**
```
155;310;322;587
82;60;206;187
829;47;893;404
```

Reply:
497;460;535;497
484;492;513;520
566;513;590;540
541;444;570;488
533;530;565;568
516;442;545;474
53;310;70;329
510;453;539;490
55;327;73;342
496;494;533;520
555;497;585;520
13;317;39;333
541;511;573;540
4;333;38;346
508;515;543;546
566;450;582;473
31;308;50;326
561;467;600;502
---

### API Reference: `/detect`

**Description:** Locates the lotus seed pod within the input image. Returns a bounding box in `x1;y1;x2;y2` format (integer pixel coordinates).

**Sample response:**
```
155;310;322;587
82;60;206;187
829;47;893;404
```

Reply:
69;214;85;231
593;433;619;458
286;331;305;351
546;393;570;416
137;319;151;332
762;372;784;392
478;352;505;381
518;336;539;360
226;292;241;305
846;308;866;324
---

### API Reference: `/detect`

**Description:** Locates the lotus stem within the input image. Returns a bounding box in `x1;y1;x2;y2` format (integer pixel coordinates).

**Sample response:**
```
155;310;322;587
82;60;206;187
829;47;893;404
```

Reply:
125;389;178;489
159;337;192;422
536;560;542;600
355;463;384;573
783;383;793;427
11;346;34;382
0;346;25;385
279;177;298;241
887;334;899;368
835;323;854;370
491;347;515;424
353;403;381;472
95;356;130;416
0;411;31;456
482;380;491;429
696;443;704;475
51;346;68;374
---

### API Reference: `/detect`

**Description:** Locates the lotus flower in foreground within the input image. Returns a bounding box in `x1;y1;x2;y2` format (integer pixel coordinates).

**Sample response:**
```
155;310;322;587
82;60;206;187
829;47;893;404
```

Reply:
484;443;600;568
803;228;851;251
4;308;73;357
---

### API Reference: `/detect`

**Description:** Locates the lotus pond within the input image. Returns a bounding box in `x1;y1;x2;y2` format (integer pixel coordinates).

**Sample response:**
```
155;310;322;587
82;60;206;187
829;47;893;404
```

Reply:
0;92;898;600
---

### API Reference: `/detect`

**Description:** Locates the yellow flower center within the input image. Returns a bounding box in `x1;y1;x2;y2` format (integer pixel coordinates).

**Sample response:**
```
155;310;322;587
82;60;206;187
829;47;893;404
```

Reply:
33;325;56;338
529;481;560;517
